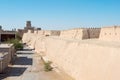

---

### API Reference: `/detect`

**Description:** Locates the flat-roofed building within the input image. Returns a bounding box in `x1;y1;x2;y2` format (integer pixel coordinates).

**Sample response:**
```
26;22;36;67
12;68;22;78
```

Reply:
0;31;16;42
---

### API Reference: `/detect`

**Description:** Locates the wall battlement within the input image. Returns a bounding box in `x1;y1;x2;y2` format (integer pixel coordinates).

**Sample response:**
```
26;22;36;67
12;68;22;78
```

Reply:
25;26;120;41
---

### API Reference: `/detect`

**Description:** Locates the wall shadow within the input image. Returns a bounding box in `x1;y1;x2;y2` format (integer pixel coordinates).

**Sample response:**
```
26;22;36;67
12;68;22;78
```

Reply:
0;56;32;79
0;67;27;80
16;51;34;54
14;57;33;65
0;45;33;79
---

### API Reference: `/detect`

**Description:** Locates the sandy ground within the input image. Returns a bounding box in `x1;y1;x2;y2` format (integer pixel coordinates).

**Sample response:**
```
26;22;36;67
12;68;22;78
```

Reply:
0;46;73;80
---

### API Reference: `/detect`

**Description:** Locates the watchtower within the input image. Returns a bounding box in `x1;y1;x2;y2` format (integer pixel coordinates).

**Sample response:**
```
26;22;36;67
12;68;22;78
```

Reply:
26;21;31;28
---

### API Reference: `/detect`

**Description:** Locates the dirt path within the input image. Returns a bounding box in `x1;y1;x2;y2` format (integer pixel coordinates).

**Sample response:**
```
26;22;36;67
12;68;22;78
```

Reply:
0;46;73;80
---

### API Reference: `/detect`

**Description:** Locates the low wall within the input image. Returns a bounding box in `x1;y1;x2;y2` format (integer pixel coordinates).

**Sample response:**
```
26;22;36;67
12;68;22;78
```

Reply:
0;52;9;73
0;44;15;63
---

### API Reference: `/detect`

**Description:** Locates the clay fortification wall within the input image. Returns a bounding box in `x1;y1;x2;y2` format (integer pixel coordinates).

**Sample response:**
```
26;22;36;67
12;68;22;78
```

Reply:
38;37;120;80
87;28;101;38
35;30;60;36
22;27;120;80
60;28;100;39
22;30;60;49
60;29;88;39
99;26;120;41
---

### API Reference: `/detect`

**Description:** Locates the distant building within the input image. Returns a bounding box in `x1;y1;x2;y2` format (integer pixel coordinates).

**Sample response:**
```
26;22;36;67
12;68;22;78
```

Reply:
0;26;16;42
0;31;16;42
24;21;35;30
18;21;41;38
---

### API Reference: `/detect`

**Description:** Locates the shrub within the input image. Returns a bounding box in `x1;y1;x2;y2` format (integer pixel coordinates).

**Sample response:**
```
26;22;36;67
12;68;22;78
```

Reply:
16;32;22;40
44;61;53;72
14;42;23;50
6;39;23;50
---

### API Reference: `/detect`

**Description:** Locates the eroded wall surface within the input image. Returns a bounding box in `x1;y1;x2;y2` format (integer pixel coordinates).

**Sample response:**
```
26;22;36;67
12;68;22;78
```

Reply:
36;37;120;80
22;28;120;80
